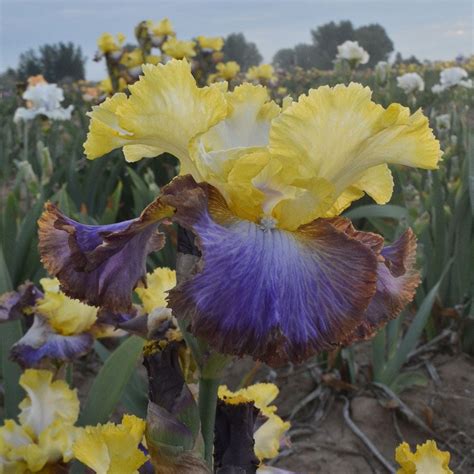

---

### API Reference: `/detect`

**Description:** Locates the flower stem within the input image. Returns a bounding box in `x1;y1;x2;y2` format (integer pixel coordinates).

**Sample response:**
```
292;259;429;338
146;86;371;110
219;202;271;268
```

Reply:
198;376;220;468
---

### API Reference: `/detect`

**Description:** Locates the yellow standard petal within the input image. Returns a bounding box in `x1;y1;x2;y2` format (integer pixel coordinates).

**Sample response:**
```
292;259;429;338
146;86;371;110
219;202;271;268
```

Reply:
162;37;196;59
97;33;125;54
267;83;441;226
197;36;224;51
216;61;241;80
84;60;228;177
150;18;175;37
396;440;453;474
246;64;275;82
36;278;98;335
135;267;176;313
73;415;147;474
18;369;80;436
190;83;280;184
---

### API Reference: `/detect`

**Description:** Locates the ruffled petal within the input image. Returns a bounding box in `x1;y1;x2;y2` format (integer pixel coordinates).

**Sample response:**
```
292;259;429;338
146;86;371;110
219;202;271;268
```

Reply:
268;83;441;224
190;83;279;182
395;440;453;474
11;315;93;368
73;415;147;474
84;60;228;176
343;228;420;344
162;176;380;365
134;267;176;313
38;198;172;312
18;369;80;436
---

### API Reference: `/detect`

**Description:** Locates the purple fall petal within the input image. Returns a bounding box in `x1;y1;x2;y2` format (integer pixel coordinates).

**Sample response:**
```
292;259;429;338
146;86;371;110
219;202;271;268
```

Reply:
38;199;173;312
161;176;380;366
11;315;93;367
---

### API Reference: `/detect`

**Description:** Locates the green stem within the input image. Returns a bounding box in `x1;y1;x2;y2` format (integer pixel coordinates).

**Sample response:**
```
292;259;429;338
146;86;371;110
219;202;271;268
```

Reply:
198;376;220;468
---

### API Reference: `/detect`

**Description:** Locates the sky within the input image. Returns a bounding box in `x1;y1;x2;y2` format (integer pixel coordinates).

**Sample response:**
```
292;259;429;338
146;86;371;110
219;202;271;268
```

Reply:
1;0;472;80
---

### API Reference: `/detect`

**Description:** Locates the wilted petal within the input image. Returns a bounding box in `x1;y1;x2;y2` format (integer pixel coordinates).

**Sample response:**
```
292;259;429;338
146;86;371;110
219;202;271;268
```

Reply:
11;315;93;368
162;176;379;365
38;199;172;312
343;228;420;343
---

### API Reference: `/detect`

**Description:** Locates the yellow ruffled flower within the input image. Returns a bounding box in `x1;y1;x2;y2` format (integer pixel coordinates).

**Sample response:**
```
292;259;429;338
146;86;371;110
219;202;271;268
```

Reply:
215;61;241;80
120;49;144;68
218;383;290;462
73;415;147;474
246;64;276;82
162;37;196;59
197;35;224;52
18;369;80;436
36;278;98;336
84;60;228;176
99;77;127;95
396;440;453;474
149;17;175;37
97;33;125;54
0;370;80;472
135;267;176;313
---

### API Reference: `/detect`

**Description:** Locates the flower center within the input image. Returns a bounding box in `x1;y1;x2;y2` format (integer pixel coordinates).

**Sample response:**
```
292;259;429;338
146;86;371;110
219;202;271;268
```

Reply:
259;216;278;231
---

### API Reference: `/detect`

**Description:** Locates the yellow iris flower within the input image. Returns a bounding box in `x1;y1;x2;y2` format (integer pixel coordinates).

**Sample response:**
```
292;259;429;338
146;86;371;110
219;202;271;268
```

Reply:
135;267;176;313
73;415;147;474
396;440;453;474
83;59;440;232
246;64;276;82
149;17;175;37
162;37;196;59
0;370;79;472
215;61;241;80
218;383;290;461
97;33;125;54
197;35;224;51
36;278;98;336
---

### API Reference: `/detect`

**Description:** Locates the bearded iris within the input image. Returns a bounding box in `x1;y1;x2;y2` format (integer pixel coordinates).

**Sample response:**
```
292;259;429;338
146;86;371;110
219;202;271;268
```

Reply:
38;59;440;366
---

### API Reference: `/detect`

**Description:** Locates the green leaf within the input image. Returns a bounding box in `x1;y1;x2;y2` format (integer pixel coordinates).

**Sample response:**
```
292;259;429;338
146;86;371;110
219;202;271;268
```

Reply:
100;181;123;224
344;204;408;220
11;198;44;285
390;371;428;394
79;336;144;426
0;320;24;421
0;247;13;293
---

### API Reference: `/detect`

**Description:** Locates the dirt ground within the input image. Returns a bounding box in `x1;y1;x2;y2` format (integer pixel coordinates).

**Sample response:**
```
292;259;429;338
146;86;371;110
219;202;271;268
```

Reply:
222;348;474;473
75;341;474;473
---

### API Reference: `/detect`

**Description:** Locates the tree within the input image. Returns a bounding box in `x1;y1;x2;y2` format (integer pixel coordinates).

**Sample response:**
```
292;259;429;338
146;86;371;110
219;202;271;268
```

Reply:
17;42;86;82
311;20;355;69
354;24;394;66
294;43;319;69
17;49;43;78
222;33;262;71
273;48;296;69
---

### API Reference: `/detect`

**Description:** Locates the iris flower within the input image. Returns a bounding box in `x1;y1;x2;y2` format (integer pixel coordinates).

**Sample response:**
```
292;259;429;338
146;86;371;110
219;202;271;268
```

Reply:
218;383;290;462
214;61;241;81
246;64;276;83
162;38;196;60
0;369;79;472
73;415;147;474
197;35;224;52
97;33;126;54
395;440;453;474
39;59;440;365
11;278;121;367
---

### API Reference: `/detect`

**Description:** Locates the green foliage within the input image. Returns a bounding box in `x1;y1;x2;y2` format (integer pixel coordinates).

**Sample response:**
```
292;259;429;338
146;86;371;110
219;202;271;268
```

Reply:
222;33;263;71
17;42;86;82
78;336;145;426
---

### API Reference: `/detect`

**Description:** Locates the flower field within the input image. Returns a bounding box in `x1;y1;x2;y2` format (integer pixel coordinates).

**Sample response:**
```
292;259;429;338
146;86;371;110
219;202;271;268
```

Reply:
0;15;473;474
